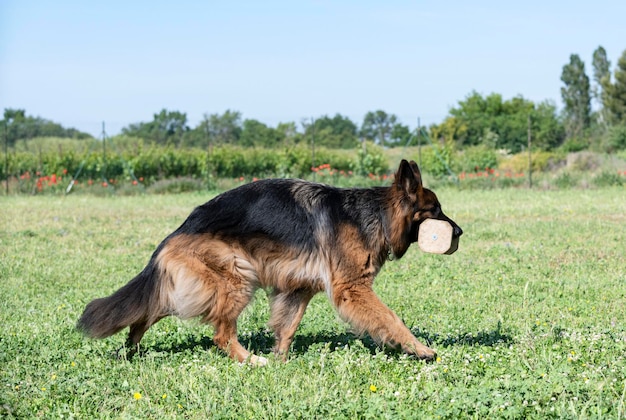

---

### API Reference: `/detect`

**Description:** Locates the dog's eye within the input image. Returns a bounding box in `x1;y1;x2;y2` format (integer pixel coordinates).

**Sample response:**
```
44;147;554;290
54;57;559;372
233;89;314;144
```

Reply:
421;207;439;217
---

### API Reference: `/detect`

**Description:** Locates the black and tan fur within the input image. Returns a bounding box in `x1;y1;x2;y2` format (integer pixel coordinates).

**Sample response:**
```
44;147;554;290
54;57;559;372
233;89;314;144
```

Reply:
77;160;462;365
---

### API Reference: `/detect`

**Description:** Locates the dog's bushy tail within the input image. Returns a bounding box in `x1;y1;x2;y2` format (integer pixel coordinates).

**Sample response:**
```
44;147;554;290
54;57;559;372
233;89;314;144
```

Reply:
77;262;161;339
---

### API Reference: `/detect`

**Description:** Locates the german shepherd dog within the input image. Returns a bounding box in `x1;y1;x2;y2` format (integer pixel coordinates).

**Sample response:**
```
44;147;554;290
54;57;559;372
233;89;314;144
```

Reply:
77;160;462;365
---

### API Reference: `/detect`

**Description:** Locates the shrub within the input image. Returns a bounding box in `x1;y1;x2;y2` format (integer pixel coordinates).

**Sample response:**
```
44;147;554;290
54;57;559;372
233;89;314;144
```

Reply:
146;177;207;194
351;142;387;176
276;146;311;178
420;144;455;177
457;170;527;190
499;151;564;173
566;152;602;172
560;137;589;153
454;145;498;173
113;183;146;196
592;171;624;187
552;171;580;189
603;125;626;152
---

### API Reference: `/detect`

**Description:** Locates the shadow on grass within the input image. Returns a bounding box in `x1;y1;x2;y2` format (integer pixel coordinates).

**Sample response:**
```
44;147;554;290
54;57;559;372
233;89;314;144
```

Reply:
141;330;379;357
416;321;514;348
141;330;367;356
136;322;513;359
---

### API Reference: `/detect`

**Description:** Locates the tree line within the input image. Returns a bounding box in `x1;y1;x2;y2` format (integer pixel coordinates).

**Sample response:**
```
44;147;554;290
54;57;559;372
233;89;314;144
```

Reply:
117;109;413;150
2;109;92;145
3;45;626;154
429;46;626;154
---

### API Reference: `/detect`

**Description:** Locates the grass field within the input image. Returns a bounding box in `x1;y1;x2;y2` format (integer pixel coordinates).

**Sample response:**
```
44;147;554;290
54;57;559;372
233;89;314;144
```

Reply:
1;186;625;418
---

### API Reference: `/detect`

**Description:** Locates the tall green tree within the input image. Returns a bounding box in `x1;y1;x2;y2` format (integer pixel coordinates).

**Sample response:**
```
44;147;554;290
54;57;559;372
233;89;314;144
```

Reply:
592;46;611;127
390;123;412;147
560;54;591;139
182;110;242;148
360;110;409;147
429;116;468;146
240;119;281;147
602;49;626;125
152;109;188;146
3;109;30;146
185;109;242;148
360;110;395;146
305;114;358;148
2;108;91;146
122;109;189;146
430;92;564;152
275;122;300;147
202;110;242;146
531;101;567;150
447;92;510;147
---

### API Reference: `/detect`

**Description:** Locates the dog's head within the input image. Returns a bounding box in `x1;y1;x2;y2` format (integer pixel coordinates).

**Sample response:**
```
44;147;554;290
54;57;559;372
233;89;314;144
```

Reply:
390;160;462;257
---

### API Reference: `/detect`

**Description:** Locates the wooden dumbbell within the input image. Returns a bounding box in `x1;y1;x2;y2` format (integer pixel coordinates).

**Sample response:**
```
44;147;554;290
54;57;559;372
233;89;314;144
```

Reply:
417;219;459;255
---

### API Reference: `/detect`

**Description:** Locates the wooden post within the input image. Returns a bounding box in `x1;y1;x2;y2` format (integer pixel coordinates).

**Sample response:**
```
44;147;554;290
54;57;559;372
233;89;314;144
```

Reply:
417;117;422;167
311;117;316;182
204;116;212;179
101;121;108;185
527;114;532;189
4;121;8;195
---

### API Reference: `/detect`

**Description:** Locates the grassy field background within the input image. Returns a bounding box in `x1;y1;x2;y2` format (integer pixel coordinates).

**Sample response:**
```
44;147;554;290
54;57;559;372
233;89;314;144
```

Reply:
1;186;625;418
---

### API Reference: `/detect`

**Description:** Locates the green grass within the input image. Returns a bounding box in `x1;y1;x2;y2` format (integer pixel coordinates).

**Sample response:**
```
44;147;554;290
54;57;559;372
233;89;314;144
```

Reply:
1;187;626;418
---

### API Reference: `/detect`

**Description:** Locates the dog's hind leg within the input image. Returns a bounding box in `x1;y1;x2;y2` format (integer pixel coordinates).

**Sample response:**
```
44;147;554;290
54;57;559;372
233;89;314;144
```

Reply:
115;316;165;359
269;288;315;360
209;281;267;366
213;317;267;366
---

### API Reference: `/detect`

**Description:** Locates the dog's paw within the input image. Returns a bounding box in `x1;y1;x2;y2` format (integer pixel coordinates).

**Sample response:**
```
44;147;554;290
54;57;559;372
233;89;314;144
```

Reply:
251;355;269;366
113;345;138;361
416;347;437;362
239;354;268;367
402;341;437;362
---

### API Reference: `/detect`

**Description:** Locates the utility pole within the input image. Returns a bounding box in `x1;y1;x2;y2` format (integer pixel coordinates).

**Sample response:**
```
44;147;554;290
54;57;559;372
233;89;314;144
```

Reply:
102;121;107;184
4;121;8;195
205;116;213;179
311;117;316;182
417;117;422;167
527;114;532;189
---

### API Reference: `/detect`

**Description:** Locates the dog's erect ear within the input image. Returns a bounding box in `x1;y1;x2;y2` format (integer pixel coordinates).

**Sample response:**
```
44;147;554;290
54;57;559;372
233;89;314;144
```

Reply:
408;160;423;187
395;159;424;198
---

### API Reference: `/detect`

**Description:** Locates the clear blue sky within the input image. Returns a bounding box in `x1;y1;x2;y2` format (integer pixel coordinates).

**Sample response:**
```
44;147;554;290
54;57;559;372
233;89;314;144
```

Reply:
1;0;625;137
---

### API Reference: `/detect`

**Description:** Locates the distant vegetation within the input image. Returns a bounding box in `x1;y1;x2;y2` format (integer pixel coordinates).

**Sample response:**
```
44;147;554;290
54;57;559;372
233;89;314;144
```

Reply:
2;46;626;194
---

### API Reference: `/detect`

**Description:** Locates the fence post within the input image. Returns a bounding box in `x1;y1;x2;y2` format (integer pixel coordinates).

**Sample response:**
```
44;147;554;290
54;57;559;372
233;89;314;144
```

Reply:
310;117;315;182
4;120;8;194
527;114;532;189
101;121;107;185
417;117;422;167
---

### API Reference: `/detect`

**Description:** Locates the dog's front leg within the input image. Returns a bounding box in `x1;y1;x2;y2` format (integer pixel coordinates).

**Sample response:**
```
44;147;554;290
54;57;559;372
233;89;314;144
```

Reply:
331;283;436;361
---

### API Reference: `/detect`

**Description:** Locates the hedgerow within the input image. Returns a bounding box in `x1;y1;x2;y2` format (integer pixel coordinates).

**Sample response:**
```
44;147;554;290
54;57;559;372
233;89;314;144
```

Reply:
2;143;367;184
